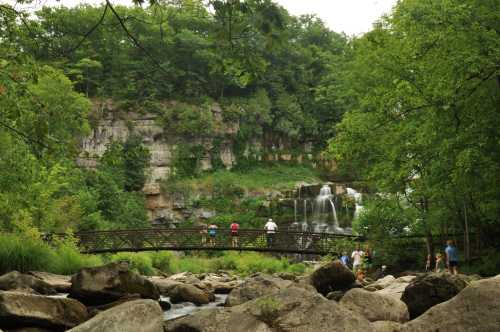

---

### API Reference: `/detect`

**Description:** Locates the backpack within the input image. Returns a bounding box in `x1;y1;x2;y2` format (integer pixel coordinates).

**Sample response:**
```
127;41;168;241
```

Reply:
230;223;239;232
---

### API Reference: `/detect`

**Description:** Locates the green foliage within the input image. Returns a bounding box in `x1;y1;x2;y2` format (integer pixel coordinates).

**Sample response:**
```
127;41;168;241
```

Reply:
109;252;155;276
0;233;56;274
50;243;103;275
329;0;500;262
0;233;102;275
255;297;281;323
157;103;214;137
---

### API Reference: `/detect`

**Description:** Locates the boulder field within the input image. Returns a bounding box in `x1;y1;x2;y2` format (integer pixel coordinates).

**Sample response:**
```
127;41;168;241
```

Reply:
0;260;498;332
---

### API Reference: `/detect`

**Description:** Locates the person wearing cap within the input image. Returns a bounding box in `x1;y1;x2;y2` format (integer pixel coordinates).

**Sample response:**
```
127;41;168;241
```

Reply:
264;218;278;247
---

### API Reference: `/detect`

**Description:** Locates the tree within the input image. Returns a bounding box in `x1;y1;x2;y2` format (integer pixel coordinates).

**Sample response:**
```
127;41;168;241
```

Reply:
330;0;500;261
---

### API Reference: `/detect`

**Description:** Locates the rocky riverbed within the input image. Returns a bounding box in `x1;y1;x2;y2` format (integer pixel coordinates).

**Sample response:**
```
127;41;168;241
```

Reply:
0;260;498;331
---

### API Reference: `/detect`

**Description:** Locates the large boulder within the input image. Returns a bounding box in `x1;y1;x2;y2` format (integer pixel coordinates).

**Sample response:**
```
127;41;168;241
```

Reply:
68;300;163;332
374;276;416;300
169;283;212;306
400;275;500;332
364;275;396;291
164;308;273;332
224;274;284;306
166;286;372;332
28;271;72;293
307;260;356;295
69;262;160;305
225;274;292;306
0;271;56;295
148;278;183;296
340;288;409;323
401;272;468;319
0;291;87;330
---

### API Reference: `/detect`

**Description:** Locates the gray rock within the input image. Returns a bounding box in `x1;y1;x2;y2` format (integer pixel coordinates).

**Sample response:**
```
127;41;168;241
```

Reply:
69;262;160;305
169;283;212;306
28;271;72;293
164;308;273;332
307;260;355;295
0;291;87;330
365;275;396;291
68;300;163;332
400;275;500;332
0;271;56;295
225;274;292;306
340;288;409;323
326;290;345;301
166;286;372;332
371;321;402;332
401;272;468;319
374;276;415;300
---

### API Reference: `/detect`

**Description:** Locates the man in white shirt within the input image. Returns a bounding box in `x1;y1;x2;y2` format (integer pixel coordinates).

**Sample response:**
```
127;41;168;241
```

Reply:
351;244;364;274
264;218;278;247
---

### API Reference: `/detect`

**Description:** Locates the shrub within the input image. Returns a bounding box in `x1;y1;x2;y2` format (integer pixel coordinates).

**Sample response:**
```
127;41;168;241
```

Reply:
150;251;175;274
0;233;56;274
255;297;281;324
110;252;155;276
51;244;103;275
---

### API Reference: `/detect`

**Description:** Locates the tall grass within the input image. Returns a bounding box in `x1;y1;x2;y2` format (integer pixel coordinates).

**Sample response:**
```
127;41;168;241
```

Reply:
0;233;56;274
0;233;102;275
0;233;308;277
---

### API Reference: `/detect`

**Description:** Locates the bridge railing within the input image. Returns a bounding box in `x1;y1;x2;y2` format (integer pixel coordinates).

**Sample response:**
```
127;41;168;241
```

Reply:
73;228;362;255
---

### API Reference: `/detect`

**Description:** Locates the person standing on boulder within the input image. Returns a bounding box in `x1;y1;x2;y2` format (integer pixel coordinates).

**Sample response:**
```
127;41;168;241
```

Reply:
264;218;278;247
445;240;459;275
351;244;364;274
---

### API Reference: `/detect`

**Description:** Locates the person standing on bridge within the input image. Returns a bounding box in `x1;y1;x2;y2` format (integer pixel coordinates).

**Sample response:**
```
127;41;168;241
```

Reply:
264;218;278;248
230;221;240;247
208;224;218;246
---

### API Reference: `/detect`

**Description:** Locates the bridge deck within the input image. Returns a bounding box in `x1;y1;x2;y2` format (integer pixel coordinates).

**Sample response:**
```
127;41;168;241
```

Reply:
73;228;362;255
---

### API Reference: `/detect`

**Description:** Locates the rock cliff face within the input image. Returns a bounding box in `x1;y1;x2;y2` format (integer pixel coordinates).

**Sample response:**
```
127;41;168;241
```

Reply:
77;100;320;224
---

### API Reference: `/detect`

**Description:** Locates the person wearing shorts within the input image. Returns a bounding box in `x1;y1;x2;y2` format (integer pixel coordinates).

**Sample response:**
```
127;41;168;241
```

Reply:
230;221;240;247
208;224;218;246
445;240;459;275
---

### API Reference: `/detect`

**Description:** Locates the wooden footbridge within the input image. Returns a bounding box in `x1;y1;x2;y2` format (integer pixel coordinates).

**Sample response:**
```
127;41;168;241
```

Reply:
72;228;362;255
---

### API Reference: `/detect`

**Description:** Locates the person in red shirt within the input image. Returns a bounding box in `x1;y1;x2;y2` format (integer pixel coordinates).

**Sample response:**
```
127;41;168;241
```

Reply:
230;221;240;247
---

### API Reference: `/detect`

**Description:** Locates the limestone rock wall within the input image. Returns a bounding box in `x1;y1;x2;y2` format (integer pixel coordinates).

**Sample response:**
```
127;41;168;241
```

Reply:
77;100;328;224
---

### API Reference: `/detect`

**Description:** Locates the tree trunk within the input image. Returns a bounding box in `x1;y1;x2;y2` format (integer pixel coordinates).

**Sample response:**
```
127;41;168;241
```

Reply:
463;200;470;262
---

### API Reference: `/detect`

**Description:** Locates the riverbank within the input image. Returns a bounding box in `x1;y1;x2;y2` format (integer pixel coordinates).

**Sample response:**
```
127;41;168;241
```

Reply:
0;260;499;331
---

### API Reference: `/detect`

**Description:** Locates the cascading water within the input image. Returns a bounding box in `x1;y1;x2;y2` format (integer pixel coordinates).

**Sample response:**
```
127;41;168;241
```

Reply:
312;185;339;231
347;187;364;218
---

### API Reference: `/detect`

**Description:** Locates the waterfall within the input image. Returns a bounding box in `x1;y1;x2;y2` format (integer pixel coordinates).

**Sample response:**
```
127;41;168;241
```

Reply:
347;187;364;219
303;200;307;223
294;199;297;223
312;185;339;229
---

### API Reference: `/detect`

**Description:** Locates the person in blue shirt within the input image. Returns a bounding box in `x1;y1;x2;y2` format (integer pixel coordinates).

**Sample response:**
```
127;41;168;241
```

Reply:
340;251;350;266
445;240;459;275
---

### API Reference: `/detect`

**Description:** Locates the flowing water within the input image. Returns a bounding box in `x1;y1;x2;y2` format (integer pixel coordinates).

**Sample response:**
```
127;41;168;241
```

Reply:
163;294;228;321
